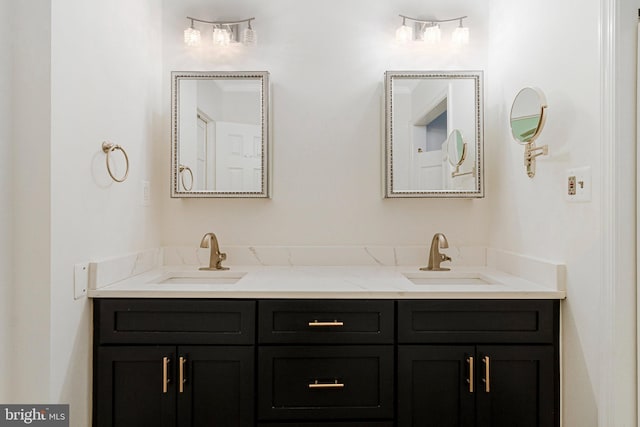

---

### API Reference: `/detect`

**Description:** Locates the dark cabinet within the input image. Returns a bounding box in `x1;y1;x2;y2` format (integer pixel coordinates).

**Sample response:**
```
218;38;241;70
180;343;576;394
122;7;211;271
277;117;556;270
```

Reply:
258;299;394;344
93;299;255;427
93;298;559;427
398;345;475;427
398;345;555;427
258;346;394;421
474;345;555;427
96;346;177;427
177;346;254;427
397;300;559;427
257;300;394;424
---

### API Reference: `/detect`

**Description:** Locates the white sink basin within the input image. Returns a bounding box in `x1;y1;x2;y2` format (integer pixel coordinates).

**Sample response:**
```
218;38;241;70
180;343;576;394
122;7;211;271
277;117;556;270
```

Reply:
150;271;246;285
402;272;499;286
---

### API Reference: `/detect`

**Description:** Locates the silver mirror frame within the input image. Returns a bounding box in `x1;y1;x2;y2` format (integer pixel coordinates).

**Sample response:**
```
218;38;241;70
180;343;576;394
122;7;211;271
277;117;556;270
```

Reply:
171;71;270;198
384;70;484;198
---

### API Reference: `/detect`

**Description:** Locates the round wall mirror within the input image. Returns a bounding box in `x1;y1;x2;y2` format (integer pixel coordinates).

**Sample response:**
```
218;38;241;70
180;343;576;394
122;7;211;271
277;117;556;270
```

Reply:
510;87;547;145
446;129;467;167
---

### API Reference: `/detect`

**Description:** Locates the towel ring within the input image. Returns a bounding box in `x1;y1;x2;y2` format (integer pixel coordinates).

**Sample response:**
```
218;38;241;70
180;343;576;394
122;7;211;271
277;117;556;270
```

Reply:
101;141;129;183
179;164;194;191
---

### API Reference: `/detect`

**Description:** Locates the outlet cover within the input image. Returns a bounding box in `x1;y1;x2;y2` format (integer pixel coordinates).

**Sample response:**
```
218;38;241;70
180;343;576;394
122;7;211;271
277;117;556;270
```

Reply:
566;167;592;202
74;263;89;299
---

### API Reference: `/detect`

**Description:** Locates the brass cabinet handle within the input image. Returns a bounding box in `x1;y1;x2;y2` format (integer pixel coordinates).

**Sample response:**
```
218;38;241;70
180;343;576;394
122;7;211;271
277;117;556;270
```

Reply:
483;356;491;393
179;357;187;393
162;357;171;394
308;380;345;389
308;320;344;327
467;356;474;393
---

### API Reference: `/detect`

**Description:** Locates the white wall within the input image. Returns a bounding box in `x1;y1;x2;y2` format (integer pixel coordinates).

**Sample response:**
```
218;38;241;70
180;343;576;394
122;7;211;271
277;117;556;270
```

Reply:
11;0;52;403
49;1;163;424
487;0;636;425
0;0;13;402
161;0;491;248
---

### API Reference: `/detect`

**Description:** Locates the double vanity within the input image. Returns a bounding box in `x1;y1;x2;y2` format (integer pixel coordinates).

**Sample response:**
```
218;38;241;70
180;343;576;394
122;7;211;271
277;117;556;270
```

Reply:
90;243;564;427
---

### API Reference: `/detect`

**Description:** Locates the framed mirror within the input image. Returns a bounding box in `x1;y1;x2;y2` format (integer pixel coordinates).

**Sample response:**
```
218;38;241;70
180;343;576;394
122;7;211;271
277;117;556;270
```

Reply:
171;71;270;198
384;70;484;198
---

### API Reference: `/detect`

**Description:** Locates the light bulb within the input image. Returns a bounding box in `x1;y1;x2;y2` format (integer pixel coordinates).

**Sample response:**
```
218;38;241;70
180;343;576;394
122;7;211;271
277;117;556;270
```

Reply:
242;27;257;46
395;24;414;43
452;26;469;46
423;24;441;44
184;25;201;47
213;28;231;46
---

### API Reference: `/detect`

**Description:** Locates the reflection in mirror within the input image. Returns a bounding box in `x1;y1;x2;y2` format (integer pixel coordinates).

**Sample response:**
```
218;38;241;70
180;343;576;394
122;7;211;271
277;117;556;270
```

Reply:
171;71;269;198
447;129;474;179
447;129;466;167
384;71;484;198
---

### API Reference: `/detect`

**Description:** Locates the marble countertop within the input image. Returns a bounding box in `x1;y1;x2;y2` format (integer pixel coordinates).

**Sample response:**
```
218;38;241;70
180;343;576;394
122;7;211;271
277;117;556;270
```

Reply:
88;265;566;299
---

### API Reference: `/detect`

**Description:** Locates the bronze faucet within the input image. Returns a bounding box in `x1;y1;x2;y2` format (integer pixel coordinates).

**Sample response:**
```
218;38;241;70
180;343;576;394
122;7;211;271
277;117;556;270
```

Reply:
199;232;229;271
420;233;452;271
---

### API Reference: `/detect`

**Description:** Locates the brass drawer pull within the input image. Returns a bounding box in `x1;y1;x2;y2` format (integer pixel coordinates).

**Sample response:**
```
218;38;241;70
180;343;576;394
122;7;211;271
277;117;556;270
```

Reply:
308;380;345;389
483;356;491;393
467;356;474;393
162;357;171;394
179;356;187;393
308;320;344;327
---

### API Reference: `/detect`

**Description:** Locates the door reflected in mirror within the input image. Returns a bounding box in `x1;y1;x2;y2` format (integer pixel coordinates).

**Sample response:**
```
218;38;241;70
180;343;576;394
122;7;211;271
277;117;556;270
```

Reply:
384;71;484;198
171;71;270;198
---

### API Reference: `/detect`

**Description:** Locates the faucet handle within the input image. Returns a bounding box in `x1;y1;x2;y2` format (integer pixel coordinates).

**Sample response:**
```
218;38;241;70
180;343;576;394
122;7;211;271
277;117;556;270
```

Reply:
220;252;227;261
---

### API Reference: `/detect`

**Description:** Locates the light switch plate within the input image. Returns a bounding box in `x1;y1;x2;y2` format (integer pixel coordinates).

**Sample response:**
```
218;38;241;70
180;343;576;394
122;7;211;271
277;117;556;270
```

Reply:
74;263;89;299
566;166;592;202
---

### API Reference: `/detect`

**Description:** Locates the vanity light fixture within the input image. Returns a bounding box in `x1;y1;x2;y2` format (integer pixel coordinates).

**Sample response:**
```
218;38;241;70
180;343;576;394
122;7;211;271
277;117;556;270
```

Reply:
184;19;201;46
396;14;469;45
183;16;257;47
395;16;414;43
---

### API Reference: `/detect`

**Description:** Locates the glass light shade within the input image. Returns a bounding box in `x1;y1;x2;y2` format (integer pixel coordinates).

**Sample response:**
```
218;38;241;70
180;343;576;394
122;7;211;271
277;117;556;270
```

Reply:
213;28;231;46
395;25;414;43
452;26;469;46
184;26;201;47
242;27;257;46
423;24;441;44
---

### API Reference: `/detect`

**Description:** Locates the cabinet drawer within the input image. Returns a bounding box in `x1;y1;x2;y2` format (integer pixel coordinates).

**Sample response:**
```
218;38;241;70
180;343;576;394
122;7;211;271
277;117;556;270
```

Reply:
258;346;394;420
258;300;394;344
94;299;255;344
398;300;558;344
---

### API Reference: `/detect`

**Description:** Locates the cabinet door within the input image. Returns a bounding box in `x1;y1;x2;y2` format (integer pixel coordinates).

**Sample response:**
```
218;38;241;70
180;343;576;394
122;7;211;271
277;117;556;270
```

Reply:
475;345;557;427
177;346;254;427
95;346;176;427
398;345;475;427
